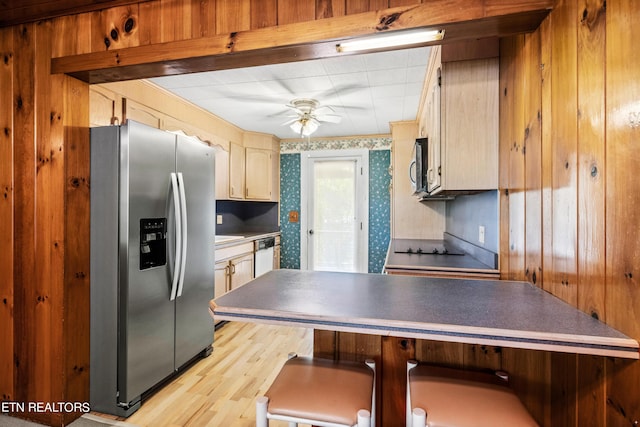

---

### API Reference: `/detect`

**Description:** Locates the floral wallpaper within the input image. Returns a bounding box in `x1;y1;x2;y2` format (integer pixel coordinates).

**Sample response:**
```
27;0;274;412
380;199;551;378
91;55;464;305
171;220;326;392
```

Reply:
279;154;301;269
368;150;391;273
280;136;391;153
279;137;391;273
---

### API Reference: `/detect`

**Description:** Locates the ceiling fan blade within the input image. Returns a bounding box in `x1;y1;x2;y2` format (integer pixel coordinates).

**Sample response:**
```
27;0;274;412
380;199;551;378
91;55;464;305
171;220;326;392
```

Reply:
316;114;342;124
281;118;300;126
314;105;336;114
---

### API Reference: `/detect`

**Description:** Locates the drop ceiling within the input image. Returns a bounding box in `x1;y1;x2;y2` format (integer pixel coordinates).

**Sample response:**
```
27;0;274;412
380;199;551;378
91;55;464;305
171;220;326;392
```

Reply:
150;46;431;139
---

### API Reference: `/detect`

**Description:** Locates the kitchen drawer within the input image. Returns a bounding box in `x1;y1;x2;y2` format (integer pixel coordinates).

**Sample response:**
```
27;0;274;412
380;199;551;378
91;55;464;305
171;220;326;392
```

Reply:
215;241;254;262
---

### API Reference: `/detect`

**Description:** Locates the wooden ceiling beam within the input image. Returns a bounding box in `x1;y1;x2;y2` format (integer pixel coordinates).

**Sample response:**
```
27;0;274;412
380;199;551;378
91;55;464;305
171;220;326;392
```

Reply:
51;1;553;83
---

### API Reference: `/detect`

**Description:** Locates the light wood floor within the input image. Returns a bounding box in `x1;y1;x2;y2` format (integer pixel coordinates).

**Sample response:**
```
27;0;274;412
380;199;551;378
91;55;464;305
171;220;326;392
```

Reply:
119;321;313;427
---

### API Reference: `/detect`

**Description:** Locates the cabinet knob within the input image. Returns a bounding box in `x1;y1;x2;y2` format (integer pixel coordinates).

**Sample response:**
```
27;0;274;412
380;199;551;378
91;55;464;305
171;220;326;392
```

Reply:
308;229;314;235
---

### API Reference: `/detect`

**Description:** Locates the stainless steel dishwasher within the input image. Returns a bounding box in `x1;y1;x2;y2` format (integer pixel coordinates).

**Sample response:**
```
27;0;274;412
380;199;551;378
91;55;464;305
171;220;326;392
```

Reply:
254;236;275;277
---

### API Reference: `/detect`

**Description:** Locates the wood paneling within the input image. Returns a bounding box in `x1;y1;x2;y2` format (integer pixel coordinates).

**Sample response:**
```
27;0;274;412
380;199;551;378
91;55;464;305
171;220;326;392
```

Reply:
507;34;526;282
605;0;640;425
61;74;91;425
0;0;142;28
277;0;316;25
50;0;553;83
216;0;251;34
0;25;15;403
499;0;640;425
250;0;277;29
577;0;605;321
13;22;38;411
549;0;578;306
523;31;542;288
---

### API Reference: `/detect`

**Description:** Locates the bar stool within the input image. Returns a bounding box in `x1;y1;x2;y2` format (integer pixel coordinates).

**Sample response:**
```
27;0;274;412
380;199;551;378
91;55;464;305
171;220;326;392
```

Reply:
406;361;538;427
256;354;376;427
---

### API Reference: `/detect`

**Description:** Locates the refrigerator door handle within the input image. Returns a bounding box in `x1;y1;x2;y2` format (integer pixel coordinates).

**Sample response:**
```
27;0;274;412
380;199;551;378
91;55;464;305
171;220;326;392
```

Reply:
170;172;182;301
176;172;188;298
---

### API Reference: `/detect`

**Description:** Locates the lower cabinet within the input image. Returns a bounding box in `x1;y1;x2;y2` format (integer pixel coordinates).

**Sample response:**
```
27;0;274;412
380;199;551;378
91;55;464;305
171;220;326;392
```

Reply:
214;241;255;298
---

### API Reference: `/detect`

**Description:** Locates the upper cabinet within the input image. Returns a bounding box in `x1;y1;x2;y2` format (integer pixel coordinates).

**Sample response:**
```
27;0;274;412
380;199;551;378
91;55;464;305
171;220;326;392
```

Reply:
226;132;280;202
245;147;274;200
419;44;499;198
229;141;246;199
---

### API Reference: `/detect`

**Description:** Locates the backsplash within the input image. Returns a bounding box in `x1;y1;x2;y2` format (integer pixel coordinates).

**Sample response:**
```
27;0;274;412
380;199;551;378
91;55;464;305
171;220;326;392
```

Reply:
445;191;499;253
216;200;279;235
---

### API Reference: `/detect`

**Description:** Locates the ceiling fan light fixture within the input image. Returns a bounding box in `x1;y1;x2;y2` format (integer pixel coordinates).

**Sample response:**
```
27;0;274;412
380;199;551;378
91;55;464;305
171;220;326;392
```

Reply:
290;119;318;136
336;29;445;53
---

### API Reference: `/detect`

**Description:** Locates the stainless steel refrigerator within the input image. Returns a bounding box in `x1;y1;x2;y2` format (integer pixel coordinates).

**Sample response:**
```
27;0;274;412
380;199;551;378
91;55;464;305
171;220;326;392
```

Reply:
90;120;215;416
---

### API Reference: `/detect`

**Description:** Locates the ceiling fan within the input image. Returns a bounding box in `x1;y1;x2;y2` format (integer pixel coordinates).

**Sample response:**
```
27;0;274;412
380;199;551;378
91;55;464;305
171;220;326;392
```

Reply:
281;98;342;137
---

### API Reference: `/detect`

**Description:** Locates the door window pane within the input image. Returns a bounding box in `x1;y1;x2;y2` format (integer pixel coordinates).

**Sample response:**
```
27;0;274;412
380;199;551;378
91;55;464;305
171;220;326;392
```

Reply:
312;160;357;272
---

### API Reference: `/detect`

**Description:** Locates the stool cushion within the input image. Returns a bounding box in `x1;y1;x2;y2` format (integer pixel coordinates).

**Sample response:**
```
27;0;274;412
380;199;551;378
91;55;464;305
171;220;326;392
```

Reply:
409;365;538;427
266;357;374;426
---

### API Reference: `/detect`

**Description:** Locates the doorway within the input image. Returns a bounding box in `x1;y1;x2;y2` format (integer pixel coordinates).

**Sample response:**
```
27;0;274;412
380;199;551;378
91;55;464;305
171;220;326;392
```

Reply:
300;149;369;273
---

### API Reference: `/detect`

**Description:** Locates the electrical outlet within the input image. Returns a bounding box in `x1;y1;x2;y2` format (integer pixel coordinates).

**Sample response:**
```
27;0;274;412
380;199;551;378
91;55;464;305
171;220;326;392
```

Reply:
216;214;223;225
478;225;485;244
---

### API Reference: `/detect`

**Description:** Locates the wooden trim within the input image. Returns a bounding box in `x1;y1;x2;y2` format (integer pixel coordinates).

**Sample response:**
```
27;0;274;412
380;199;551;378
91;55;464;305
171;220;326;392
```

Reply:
51;1;553;83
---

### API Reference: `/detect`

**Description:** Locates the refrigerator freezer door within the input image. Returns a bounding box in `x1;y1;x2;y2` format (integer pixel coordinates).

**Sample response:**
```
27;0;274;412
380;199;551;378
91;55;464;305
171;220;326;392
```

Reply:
174;135;215;369
119;121;177;404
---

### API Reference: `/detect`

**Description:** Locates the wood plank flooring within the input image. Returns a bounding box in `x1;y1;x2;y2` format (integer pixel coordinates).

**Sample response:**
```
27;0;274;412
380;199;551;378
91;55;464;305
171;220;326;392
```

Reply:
120;322;313;427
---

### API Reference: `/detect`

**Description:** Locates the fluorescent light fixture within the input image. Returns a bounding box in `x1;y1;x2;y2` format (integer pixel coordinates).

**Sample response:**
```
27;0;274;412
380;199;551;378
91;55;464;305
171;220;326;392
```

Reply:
336;29;445;53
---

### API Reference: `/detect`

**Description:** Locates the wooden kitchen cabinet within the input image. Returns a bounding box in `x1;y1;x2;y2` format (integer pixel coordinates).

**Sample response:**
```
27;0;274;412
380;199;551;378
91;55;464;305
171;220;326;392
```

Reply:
245;147;273;200
229;141;246;199
214;241;255;324
214;252;253;325
226;134;279;201
421;48;499;197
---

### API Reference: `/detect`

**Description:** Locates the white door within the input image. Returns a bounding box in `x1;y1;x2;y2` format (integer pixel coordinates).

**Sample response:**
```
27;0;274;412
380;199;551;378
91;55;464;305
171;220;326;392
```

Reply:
301;150;368;273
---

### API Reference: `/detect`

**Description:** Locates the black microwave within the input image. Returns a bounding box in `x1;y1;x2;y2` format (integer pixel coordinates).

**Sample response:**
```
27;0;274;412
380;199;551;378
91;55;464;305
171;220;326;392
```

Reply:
409;137;428;196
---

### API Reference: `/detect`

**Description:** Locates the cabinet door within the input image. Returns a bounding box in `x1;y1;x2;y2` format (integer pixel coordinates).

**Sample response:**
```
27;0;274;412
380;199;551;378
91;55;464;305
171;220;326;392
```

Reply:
214;260;229;298
229;142;245;199
245;147;272;200
427;72;442;193
214;147;229;200
440;58;499;191
230;253;254;290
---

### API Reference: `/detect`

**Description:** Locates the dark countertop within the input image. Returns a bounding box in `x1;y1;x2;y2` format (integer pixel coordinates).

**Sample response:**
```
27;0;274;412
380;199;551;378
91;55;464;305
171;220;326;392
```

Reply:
210;269;638;359
384;235;499;275
214;231;280;248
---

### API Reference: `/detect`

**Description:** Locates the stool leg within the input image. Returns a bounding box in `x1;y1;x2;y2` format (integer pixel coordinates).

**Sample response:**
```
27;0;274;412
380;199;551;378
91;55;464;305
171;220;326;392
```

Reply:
407;360;418;427
256;396;269;427
357;409;371;427
412;408;426;427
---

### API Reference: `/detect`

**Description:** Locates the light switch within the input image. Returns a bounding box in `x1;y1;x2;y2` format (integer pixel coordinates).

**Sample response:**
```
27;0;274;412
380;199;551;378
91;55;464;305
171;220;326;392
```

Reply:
216;214;223;225
478;226;485;244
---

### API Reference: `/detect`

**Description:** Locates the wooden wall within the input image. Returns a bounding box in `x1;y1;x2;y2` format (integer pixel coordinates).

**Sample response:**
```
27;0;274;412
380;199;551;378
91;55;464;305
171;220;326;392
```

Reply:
1;0;638;426
500;0;640;425
0;22;90;426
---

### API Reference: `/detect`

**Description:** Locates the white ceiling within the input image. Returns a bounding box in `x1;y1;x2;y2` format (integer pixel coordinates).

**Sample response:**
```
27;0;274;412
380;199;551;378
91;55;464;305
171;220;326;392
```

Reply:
150;46;431;139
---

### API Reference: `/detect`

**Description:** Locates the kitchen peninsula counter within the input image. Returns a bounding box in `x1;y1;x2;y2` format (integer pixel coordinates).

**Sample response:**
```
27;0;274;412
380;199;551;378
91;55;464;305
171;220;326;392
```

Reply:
210;269;638;359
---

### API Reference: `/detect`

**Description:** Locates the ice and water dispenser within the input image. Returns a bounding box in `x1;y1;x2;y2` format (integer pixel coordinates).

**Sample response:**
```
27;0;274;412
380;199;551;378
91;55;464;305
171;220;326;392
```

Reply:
140;218;167;270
